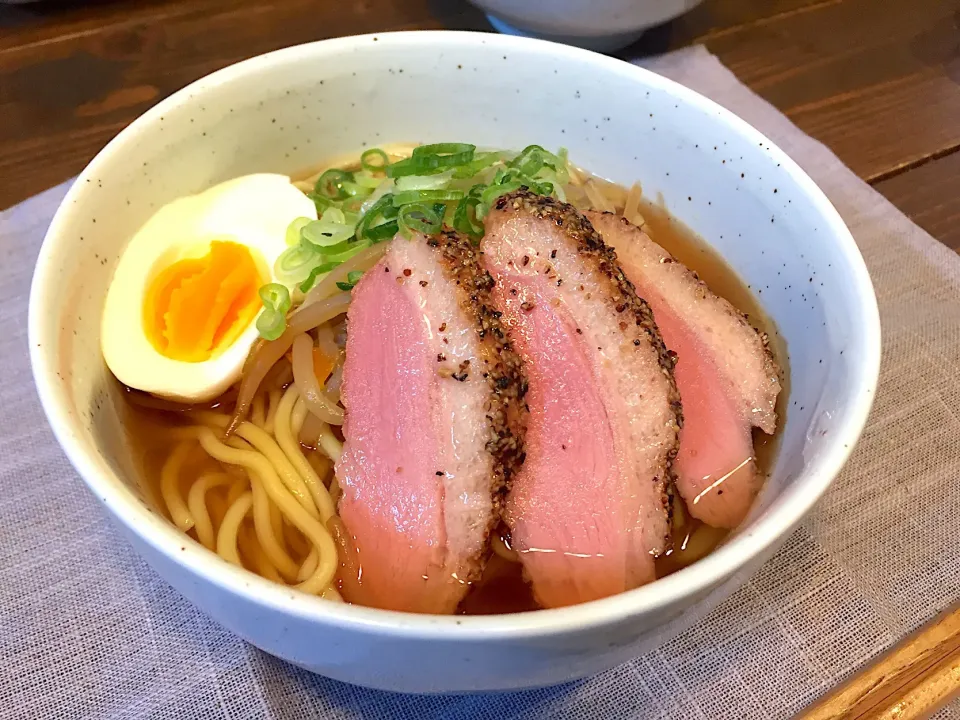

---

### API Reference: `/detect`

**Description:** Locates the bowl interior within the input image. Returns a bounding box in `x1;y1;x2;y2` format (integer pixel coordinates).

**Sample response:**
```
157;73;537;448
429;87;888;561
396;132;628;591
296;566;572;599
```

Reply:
30;32;877;625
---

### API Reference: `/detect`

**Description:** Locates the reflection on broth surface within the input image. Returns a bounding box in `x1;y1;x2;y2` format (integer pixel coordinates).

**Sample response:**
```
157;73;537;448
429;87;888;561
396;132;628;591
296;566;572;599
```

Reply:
114;145;785;614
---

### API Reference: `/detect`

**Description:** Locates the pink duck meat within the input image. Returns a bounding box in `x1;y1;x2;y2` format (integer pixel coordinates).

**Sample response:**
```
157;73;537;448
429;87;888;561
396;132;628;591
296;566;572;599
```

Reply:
336;230;526;614
481;191;681;609
587;211;781;529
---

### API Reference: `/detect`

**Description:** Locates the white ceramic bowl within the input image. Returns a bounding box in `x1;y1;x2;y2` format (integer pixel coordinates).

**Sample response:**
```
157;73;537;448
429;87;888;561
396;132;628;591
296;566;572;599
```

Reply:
470;0;706;51
29;31;880;694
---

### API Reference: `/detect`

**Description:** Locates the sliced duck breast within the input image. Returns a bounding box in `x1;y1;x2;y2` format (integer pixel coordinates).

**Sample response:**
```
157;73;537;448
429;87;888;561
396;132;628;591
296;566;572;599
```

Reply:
336;230;526;614
481;190;681;609
587;211;781;529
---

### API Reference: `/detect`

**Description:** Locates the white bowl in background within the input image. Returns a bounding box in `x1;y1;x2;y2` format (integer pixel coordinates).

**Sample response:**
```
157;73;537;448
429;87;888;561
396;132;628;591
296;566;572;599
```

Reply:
471;0;706;51
29;31;880;693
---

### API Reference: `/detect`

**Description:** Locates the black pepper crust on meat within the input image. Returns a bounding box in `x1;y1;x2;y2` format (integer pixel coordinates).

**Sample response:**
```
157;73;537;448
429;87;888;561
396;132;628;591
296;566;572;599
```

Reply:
492;190;683;539
427;230;529;522
593;210;781;409
494;190;682;427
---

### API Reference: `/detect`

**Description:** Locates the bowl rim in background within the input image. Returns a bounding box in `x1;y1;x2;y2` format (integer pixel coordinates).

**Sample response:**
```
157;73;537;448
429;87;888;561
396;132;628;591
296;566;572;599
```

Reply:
28;30;882;641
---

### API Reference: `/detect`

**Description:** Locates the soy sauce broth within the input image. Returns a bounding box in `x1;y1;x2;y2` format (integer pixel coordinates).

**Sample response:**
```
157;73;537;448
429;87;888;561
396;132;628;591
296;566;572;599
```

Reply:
461;198;788;614
122;155;787;614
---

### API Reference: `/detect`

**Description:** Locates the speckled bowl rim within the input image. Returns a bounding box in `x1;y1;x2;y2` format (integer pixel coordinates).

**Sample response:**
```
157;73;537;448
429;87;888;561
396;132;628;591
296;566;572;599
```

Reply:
29;30;881;641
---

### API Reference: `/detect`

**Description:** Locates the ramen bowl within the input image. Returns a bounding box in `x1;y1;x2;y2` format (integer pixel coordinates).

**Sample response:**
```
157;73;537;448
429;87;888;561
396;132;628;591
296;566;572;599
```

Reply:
29;31;879;693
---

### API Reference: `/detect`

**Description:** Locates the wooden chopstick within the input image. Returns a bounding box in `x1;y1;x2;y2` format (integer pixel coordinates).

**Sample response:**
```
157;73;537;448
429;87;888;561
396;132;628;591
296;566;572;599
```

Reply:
796;604;960;720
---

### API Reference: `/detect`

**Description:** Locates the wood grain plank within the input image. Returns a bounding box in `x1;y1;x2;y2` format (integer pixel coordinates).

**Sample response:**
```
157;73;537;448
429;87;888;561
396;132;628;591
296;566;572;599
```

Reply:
797;604;960;719
0;0;478;51
702;0;960;182
0;0;208;50
0;0;825;54
0;0;829;210
2;0;959;220
0;0;489;208
616;0;830;54
874;151;960;253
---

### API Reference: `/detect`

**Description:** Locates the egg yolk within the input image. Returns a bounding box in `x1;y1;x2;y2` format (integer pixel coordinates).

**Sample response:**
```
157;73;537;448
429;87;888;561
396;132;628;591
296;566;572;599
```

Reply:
143;241;266;362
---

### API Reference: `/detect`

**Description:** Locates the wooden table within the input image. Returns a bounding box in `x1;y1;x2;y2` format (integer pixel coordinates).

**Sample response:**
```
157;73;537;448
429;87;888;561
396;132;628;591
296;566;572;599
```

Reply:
1;0;958;254
2;0;959;716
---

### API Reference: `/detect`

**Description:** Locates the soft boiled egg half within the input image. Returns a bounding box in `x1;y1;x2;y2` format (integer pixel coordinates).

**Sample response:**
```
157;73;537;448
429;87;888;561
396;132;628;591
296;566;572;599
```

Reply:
101;174;316;403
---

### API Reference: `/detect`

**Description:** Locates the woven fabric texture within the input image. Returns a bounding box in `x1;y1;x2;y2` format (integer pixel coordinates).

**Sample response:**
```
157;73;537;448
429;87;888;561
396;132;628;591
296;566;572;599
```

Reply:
1;46;958;719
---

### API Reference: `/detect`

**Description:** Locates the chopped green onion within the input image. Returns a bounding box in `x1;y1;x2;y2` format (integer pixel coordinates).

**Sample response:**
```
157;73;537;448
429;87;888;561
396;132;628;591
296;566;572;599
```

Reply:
267;143;577;321
314;169;354;200
452;152;501;179
322;208;346;224
384;158;421;178
392;189;465;206
413;143;476;168
260;283;291;310
305;238;355;257
300;207;358;248
480;180;524;210
397;203;442;238
395;170;455;191
365;220;399;241
387;143;476;177
442;200;458;228
359;182;396;214
510;144;566;174
301;222;355;248
275;243;322;284
306;191;337;214
322;240;373;264
386;157;453;178
297;242;373;293
453;193;484;239
336;270;365;292
484;166;555;201
292;144;572;291
360;148;390;172
353;170;385;190
285;216;313;246
338;181;374;200
298;262;338;294
537;168;567;201
356;193;400;242
256;283;291;340
508;145;548;177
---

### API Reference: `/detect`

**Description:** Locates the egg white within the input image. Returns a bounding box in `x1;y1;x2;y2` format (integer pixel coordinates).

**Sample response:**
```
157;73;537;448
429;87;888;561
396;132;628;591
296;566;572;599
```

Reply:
101;174;317;402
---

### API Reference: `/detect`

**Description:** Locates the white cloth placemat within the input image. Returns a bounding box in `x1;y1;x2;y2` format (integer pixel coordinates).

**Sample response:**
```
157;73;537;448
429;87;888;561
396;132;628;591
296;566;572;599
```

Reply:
2;46;959;719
